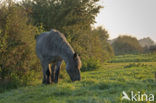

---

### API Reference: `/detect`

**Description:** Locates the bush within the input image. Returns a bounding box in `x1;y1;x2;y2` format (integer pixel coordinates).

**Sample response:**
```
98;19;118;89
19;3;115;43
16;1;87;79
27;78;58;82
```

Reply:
0;1;41;91
81;58;101;72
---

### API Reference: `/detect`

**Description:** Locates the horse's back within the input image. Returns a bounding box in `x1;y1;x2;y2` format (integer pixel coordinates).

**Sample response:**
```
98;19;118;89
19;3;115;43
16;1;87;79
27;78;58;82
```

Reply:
36;29;68;62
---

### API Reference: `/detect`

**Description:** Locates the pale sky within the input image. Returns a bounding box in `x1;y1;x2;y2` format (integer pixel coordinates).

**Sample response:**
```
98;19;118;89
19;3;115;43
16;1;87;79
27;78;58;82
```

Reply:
94;0;156;41
11;0;156;41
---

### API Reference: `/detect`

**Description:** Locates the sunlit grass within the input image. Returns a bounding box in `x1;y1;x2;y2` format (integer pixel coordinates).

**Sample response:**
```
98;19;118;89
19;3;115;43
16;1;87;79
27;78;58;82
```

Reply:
0;56;156;103
109;53;156;63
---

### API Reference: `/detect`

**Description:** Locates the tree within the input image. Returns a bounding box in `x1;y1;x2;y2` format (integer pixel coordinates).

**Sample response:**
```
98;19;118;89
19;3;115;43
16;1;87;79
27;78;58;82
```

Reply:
91;26;114;60
112;35;143;55
22;0;102;42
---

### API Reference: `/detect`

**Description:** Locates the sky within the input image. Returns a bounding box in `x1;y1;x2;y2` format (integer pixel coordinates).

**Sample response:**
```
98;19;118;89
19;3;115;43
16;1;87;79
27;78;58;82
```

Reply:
94;0;156;41
9;0;156;41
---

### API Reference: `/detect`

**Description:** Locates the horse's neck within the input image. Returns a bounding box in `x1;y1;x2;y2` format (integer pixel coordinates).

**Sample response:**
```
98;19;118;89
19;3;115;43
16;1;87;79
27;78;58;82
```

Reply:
58;39;75;69
61;49;74;70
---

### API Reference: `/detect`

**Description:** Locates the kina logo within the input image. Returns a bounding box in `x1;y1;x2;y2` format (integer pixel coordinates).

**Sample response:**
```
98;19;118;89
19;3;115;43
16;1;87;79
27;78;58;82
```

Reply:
121;91;154;102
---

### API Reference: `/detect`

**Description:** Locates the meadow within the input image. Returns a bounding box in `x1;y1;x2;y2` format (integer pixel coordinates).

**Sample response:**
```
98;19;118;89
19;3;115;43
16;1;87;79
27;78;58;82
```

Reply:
0;54;156;103
109;53;156;63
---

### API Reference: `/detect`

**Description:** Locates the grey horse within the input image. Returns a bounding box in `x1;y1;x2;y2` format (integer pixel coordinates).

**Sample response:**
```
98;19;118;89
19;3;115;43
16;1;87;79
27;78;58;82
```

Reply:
36;29;81;84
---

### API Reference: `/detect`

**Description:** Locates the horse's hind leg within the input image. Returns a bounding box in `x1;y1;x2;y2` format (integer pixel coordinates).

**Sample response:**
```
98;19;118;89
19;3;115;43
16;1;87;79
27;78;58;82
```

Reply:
41;61;51;84
54;61;62;83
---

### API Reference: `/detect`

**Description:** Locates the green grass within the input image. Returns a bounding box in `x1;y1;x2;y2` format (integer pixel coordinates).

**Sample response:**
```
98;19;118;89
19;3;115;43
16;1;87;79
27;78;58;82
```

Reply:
0;55;156;103
109;53;156;63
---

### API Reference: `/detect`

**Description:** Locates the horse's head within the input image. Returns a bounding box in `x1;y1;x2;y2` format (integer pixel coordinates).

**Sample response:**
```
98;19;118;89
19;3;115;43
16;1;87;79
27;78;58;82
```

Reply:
67;53;82;81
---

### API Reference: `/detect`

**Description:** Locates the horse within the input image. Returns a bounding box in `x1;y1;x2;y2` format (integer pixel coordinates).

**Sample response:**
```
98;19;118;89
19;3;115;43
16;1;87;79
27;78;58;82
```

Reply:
36;29;81;84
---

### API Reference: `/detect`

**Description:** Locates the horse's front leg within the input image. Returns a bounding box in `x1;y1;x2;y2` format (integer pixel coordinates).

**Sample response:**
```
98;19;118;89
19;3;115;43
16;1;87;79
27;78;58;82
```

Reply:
46;67;51;84
51;63;56;83
54;61;62;83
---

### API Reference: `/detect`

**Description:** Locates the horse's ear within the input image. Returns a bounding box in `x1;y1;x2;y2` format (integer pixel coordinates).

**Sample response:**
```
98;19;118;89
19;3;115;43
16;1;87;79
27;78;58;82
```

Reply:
73;53;78;59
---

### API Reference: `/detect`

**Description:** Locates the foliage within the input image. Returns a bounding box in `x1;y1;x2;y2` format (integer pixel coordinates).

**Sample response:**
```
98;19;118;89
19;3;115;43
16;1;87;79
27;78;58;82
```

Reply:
91;27;114;60
139;37;155;48
143;45;156;53
112;35;143;55
81;58;101;72
0;1;41;88
72;27;114;64
22;0;102;41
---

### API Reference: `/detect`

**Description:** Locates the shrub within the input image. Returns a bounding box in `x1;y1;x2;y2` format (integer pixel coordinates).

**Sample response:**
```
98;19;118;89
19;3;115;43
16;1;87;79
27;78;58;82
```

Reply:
0;1;40;91
81;58;101;72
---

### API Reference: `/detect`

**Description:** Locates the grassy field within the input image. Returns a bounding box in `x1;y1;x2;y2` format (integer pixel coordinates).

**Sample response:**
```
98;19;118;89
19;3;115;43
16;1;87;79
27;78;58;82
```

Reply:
0;55;156;103
109;53;156;63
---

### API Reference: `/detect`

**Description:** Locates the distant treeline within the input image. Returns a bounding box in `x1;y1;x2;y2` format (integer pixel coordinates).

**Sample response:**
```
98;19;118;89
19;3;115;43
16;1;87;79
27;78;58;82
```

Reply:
110;35;156;55
0;0;114;89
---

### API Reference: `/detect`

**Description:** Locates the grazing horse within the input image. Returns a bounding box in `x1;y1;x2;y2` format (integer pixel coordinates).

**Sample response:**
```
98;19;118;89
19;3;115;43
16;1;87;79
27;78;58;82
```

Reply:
36;29;81;84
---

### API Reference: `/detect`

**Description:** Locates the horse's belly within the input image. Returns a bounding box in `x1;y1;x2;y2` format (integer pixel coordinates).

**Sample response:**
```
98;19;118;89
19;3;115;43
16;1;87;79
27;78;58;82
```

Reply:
46;56;62;63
